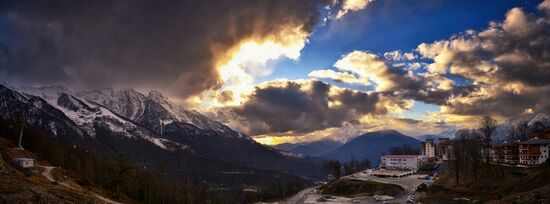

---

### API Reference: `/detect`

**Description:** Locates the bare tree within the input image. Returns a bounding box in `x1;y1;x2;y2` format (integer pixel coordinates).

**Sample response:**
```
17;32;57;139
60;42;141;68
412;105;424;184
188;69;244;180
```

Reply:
323;160;342;180
532;121;544;133
507;120;518;141
451;129;469;185
388;144;420;155
467;130;482;182
359;158;371;171
479;116;498;162
516;119;530;141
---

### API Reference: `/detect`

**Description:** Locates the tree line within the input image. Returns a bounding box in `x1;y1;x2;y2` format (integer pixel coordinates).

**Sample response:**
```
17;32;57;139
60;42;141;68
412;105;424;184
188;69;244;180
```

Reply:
323;156;371;180
449;115;549;186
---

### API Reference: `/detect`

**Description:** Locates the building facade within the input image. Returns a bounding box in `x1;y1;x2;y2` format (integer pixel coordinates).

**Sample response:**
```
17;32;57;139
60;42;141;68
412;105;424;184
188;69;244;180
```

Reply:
380;155;428;171
421;139;436;159
491;138;550;166
519;139;550;166
13;157;34;168
503;143;520;165
491;144;506;163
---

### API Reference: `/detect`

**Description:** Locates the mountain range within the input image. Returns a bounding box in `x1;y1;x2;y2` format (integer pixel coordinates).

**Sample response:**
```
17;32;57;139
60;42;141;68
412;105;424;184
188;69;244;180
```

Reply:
0;84;324;189
273;130;422;166
273;139;343;157
323;130;421;166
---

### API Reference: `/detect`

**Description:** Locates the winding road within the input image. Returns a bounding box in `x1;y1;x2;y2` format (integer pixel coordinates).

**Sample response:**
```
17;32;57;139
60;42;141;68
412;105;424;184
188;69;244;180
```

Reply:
281;186;318;204
36;165;123;204
36;165;56;182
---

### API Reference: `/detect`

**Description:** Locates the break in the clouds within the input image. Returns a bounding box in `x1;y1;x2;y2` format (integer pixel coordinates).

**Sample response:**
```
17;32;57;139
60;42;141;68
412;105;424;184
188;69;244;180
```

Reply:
0;0;328;98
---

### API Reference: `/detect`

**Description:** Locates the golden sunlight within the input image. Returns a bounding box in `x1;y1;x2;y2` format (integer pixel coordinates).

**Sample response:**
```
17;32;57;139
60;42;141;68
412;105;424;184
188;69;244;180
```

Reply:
194;26;308;110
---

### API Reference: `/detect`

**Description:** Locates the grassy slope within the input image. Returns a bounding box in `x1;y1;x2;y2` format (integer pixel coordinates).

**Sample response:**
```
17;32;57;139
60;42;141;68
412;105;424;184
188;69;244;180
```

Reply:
319;179;404;197
421;164;550;203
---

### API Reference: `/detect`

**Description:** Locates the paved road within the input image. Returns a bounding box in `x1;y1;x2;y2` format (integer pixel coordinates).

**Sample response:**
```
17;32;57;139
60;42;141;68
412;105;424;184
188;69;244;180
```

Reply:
349;172;427;192
280;186;319;204
281;172;430;204
36;165;123;204
36;165;56;182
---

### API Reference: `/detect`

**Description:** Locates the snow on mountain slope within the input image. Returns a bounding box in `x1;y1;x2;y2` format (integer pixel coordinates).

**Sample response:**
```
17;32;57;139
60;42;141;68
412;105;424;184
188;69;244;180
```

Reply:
76;88;241;137
528;113;550;126
7;84;323;178
16;86;187;151
492;113;550;143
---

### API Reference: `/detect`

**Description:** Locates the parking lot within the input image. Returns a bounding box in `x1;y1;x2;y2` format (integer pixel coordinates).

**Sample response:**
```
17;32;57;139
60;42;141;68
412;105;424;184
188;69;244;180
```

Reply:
348;171;431;192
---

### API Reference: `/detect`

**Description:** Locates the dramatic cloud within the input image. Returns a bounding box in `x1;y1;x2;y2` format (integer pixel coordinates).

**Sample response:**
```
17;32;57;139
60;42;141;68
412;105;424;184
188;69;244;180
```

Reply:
286;0;550;139
417;1;550;119
333;51;422;92
308;69;370;86
253;114;455;145
211;80;411;136
0;0;328;98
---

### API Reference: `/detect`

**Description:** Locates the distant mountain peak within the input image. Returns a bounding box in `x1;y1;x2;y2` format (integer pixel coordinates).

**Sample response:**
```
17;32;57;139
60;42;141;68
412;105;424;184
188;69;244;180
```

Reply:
377;129;400;134
148;90;165;99
0;83;325;182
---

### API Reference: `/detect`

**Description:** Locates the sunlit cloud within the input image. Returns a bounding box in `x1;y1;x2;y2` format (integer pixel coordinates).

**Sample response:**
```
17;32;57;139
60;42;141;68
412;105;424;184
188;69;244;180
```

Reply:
308;69;370;86
205;0;550;144
336;0;375;19
193;26;309;110
383;50;417;61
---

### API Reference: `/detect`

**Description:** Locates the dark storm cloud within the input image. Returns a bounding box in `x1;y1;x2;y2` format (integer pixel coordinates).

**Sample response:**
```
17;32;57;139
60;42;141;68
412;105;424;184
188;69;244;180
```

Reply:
445;86;550;117
0;0;327;98
212;80;392;135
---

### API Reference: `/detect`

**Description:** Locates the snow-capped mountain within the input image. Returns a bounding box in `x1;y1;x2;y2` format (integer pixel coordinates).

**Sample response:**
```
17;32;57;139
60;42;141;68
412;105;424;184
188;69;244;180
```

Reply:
493;113;550;143
528;113;550;126
17;86;188;150
1;84;324;185
20;86;240;137
76;88;234;133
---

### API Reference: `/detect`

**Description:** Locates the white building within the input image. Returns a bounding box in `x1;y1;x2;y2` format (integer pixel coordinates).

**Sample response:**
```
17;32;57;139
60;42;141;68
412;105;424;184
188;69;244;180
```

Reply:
519;139;550;166
421;139;436;159
13;157;34;168
380;155;428;171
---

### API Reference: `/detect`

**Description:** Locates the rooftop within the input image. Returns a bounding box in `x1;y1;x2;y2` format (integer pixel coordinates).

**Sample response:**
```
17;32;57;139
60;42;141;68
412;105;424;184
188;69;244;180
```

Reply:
520;139;550;145
13;157;33;161
382;155;424;158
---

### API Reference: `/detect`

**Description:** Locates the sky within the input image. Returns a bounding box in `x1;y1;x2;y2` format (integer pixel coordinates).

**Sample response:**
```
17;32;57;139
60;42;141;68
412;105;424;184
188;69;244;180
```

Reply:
1;0;550;145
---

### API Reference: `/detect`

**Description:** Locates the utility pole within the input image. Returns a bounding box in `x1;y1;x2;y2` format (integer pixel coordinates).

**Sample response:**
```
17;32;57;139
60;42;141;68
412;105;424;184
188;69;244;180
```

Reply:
16;119;24;150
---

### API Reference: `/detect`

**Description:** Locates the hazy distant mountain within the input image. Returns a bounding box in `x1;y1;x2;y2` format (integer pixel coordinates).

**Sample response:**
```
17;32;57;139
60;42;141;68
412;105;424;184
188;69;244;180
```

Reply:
416;129;456;142
284;139;343;157
323;130;421;166
272;142;303;151
0;84;324;189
